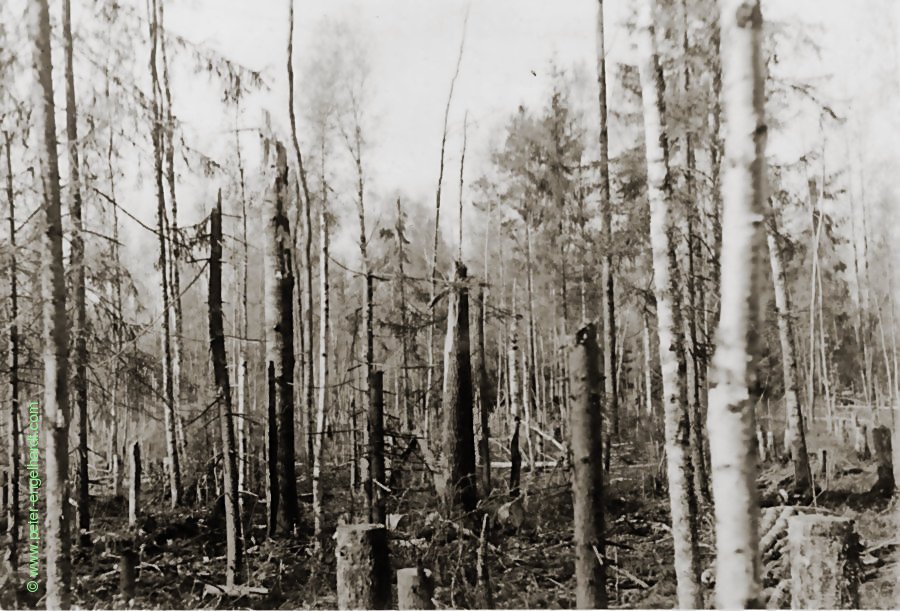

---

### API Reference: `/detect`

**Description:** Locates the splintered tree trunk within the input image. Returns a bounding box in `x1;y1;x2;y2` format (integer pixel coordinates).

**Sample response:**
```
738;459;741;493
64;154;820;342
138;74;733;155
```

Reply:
63;0;91;548
263;142;299;535
595;0;618;441
4;134;20;588
31;0;72;604
766;208;812;497
335;524;392;610
128;442;141;526
788;515;861;609
441;262;478;513
636;0;702;606
368;371;386;525
149;0;182;508
569;323;607;609
313;205;329;545
707;0;766;607
397;567;435;610
209;194;243;586
475;288;493;494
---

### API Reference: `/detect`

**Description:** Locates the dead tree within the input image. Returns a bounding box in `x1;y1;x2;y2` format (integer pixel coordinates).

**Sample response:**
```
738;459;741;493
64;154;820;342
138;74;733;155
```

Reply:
441;262;478;513
474;288;493;494
209;193;243;586
128;442;141;526
569;323;607;608
368;371;386;525
263;141;299;535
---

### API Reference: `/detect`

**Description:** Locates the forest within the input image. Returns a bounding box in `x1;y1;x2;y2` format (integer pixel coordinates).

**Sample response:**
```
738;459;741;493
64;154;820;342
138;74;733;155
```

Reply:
0;0;898;609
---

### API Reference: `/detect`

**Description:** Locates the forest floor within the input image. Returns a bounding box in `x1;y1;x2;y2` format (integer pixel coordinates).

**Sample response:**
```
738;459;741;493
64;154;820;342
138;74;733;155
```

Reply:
6;421;897;609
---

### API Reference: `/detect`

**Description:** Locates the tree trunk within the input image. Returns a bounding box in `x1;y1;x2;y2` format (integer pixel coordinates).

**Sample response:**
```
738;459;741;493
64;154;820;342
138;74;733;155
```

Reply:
636;0;702;606
397;567;435;610
475;288;493;495
313;204;329;545
569;323;607;609
707;1;766;607
128;442;141;526
286;0;316;480
31;0;73;603
395;198;413;434
441;262;478;513
766;207;812;497
263;141;299;535
149;0;182;508
63;0;91;548
595;0;618;441
209;193;243;586
368;371;386;525
4;132;20;590
508;291;522;497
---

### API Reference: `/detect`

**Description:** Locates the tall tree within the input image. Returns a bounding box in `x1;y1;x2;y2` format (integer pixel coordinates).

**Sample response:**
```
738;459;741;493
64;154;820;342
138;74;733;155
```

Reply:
63;0;91;548
149;0;182;507
636;0;702;606
4;131;20;591
30;0;73;603
595;0;618;440
707;0;766;606
209;192;243;586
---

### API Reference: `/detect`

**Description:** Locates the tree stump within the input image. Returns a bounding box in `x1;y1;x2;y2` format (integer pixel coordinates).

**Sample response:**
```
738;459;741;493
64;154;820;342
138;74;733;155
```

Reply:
816;448;828;489
871;425;894;496
788;514;860;609
335;523;391;609
119;545;138;600
854;417;870;460
397;567;434;610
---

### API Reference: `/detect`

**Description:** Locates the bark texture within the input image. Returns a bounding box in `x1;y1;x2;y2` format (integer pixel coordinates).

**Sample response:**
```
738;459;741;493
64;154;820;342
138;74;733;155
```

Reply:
788;514;861;609
397;568;435;610
569;323;607;609
335;524;392;610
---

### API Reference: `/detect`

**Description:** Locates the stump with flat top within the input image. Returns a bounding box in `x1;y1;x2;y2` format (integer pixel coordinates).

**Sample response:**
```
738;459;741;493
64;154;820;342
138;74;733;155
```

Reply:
871;425;894;496
788;514;860;609
335;523;391;609
397;567;434;610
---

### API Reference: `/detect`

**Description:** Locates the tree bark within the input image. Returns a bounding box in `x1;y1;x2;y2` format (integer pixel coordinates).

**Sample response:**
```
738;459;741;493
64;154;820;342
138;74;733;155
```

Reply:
128;442;141;527
569;323;607;609
368;371;386;525
313;203;329;545
441;262;478;513
707;0;767;607
209;193;244;586
335;524;392;610
788;515;861;609
475;288;493;495
31;0;73;603
397;567;434;610
636;0;702;606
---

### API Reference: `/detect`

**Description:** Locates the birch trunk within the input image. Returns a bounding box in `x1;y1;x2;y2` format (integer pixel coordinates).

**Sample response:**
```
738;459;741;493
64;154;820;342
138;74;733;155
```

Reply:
209;193;243;586
708;0;766;606
313;196;329;545
636;0;702;606
766;207;812;497
31;0;73;602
